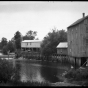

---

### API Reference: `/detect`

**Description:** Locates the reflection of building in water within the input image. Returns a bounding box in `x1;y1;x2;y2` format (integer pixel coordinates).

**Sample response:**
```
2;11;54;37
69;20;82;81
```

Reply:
20;62;46;83
12;59;16;68
21;40;42;52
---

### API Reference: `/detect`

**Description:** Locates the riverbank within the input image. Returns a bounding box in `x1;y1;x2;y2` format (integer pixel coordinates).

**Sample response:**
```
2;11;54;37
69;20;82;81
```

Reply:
51;82;80;86
0;80;81;86
0;54;15;59
0;57;82;86
51;73;81;86
61;66;88;86
0;81;50;86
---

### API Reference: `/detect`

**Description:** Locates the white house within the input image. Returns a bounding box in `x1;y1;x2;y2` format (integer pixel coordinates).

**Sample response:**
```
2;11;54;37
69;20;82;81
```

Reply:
56;42;68;55
21;40;42;52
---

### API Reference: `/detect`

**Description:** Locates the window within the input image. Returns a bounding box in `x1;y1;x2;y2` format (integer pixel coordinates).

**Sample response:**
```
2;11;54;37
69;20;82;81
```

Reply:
30;42;31;45
27;42;28;46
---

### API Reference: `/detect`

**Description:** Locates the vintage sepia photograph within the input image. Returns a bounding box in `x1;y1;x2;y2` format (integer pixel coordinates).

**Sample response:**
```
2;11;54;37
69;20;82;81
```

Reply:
0;1;88;86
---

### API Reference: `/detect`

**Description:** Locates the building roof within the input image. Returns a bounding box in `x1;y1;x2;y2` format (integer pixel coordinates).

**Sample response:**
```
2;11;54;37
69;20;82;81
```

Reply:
22;40;42;43
56;42;68;48
67;15;88;28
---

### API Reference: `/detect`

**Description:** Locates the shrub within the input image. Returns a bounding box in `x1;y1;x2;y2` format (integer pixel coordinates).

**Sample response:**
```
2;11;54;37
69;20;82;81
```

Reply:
0;58;50;86
0;59;15;83
15;49;22;58
65;67;88;81
10;81;50;86
2;45;8;55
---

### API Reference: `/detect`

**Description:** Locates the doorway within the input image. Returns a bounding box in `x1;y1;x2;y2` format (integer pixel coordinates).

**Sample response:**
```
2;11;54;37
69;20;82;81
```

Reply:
81;57;87;66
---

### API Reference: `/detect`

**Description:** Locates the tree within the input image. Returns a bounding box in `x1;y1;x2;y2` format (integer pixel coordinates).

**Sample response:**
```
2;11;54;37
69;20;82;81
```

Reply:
7;40;15;53
41;28;67;56
0;37;8;54
14;31;22;50
2;45;8;55
0;59;16;83
23;30;37;40
0;42;2;50
0;37;8;49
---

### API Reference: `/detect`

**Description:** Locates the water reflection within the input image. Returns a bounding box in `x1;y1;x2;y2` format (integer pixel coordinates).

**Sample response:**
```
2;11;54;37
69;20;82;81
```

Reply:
41;65;59;83
40;62;68;83
12;59;71;83
20;62;46;82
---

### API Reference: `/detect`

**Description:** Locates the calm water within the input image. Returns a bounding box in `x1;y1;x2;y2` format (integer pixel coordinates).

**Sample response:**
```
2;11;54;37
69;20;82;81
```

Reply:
10;59;71;83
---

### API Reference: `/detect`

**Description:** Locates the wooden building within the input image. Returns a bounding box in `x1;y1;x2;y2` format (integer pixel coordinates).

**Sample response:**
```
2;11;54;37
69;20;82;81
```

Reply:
56;42;68;55
67;13;88;66
21;40;42;52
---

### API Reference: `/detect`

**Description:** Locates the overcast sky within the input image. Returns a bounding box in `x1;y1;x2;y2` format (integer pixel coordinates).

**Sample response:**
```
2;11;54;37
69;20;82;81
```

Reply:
0;1;88;41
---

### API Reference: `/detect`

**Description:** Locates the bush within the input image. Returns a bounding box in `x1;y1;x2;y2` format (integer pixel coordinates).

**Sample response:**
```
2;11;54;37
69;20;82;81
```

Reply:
2;46;8;55
15;49;22;58
0;59;15;83
0;58;50;86
65;67;88;81
10;81;50;86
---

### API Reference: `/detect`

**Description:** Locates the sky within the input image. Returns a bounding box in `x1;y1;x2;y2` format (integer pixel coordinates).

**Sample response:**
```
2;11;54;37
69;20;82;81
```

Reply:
0;1;88;41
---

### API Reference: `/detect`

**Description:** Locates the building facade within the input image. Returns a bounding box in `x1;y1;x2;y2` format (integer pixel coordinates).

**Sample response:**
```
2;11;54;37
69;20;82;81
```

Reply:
56;42;68;55
67;13;88;66
21;40;42;52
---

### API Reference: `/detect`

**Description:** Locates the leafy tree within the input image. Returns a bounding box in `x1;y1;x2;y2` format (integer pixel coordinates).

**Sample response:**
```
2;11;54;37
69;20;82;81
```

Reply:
23;30;37;40
0;42;2;50
0;59;16;83
41;28;67;56
0;37;8;54
14;31;22;50
7;40;15;53
2;45;8;55
0;37;8;49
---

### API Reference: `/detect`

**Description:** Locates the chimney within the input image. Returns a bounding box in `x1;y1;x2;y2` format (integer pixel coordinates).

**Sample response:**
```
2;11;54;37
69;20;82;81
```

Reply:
83;13;85;18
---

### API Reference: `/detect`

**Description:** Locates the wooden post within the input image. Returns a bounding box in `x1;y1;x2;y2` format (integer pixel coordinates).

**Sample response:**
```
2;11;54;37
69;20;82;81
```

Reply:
75;57;76;69
8;50;10;59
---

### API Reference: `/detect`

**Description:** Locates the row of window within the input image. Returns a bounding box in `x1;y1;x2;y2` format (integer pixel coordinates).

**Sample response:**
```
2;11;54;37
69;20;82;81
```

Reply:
26;42;31;45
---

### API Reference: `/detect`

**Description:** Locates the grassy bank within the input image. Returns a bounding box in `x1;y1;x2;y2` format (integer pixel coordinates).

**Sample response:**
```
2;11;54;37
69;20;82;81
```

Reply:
0;54;15;58
0;81;50;86
64;67;88;86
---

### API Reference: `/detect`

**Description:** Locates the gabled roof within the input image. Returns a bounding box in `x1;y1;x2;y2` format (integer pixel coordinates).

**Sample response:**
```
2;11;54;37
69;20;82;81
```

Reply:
22;40;42;43
67;15;88;28
56;42;68;48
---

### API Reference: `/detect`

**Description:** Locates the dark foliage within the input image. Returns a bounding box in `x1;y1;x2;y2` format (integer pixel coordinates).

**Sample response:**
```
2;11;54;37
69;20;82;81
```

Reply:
14;31;22;50
0;59;15;83
41;28;67;56
23;30;37;40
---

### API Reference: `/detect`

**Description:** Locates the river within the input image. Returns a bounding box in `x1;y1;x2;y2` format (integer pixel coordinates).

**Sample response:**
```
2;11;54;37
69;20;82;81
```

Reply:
9;59;71;83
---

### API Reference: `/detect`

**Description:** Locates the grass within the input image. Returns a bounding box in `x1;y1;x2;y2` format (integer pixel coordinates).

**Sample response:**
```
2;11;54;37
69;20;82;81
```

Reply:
64;67;88;86
0;81;51;86
0;54;15;58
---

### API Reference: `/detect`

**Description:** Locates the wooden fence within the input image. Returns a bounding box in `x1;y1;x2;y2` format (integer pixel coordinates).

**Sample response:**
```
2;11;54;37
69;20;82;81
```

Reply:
21;51;69;63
